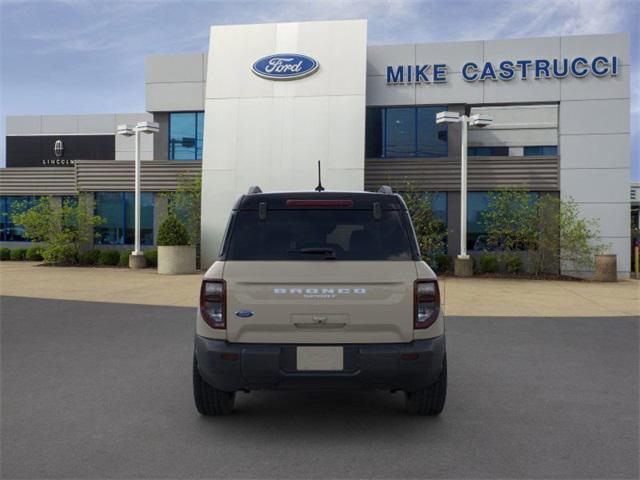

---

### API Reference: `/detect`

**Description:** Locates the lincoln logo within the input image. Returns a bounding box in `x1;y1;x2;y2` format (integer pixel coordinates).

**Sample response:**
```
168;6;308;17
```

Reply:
54;139;64;158
252;53;319;80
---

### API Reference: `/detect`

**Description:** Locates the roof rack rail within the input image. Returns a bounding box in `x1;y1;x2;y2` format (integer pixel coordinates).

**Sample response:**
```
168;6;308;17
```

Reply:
377;185;393;195
247;186;263;194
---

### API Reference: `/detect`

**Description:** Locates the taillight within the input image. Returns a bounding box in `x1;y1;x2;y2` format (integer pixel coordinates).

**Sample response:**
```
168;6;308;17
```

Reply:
414;280;440;329
200;279;226;329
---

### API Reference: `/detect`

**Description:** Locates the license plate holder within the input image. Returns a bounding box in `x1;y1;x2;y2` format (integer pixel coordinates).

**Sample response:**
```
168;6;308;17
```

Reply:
296;346;344;371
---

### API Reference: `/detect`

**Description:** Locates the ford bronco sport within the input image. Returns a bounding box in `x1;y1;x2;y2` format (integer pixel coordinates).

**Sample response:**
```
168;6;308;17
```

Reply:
193;186;446;415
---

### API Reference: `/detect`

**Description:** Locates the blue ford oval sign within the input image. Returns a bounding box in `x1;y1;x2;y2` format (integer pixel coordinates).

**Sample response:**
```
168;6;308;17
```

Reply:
235;309;254;318
252;53;319;80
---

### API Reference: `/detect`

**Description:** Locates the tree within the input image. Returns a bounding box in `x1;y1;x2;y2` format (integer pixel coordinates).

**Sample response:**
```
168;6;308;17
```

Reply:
531;195;600;275
11;196;104;265
400;183;447;264
480;188;537;252
163;173;201;245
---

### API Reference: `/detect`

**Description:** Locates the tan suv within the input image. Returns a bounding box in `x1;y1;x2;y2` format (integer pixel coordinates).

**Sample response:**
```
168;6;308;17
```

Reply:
193;187;446;415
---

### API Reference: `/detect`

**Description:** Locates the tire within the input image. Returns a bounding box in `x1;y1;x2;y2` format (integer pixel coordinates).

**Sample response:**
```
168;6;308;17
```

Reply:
193;355;236;415
404;355;447;416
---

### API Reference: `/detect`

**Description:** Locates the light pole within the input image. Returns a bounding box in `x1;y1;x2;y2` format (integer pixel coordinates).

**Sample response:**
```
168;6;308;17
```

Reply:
436;111;492;276
116;121;159;268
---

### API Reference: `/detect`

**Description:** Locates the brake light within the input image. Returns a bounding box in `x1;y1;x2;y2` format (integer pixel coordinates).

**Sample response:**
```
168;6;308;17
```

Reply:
200;279;226;329
286;199;354;207
414;280;440;329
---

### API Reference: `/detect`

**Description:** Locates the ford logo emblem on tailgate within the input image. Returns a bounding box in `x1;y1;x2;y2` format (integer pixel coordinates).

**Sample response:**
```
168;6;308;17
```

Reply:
252;53;319;80
235;309;254;318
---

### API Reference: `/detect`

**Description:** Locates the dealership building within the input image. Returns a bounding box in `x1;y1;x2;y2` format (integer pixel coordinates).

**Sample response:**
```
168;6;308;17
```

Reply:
0;20;632;277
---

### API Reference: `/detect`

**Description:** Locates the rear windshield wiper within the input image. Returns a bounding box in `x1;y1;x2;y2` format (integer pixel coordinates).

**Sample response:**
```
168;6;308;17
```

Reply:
287;247;336;259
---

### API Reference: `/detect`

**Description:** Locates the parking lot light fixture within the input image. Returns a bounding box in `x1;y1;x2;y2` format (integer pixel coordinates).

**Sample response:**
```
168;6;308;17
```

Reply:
436;111;492;275
116;121;159;268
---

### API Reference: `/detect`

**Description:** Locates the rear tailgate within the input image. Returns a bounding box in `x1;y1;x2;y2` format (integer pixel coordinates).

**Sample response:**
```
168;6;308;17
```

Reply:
223;261;417;344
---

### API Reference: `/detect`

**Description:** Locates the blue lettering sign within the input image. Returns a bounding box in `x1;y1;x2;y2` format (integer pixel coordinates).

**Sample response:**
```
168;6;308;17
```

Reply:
252;53;319;80
386;55;621;85
570;57;589;77
387;65;404;84
462;62;479;81
498;60;515;80
433;64;447;82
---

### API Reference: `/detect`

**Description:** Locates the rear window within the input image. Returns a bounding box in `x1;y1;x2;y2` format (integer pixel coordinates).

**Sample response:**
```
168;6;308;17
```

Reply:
224;209;416;261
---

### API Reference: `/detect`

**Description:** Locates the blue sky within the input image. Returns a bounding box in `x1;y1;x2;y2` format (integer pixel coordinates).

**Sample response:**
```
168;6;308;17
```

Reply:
1;0;638;178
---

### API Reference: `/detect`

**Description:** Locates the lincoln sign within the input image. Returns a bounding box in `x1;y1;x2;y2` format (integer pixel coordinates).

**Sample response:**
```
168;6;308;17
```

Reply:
386;55;620;84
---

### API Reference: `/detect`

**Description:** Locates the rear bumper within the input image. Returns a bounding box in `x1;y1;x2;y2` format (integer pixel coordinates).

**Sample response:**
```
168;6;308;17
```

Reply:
194;335;445;392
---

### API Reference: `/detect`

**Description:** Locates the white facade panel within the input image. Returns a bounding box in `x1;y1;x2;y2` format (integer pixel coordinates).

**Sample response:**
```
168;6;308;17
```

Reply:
415;73;484;104
560;134;630;169
575;202;629;238
560;99;629;135
201;20;367;267
483;77;561;103
366;76;415;106
366;44;415;77
560;33;630;65
415;40;484;73
146;82;205;112
41;115;79;134
560;65;630;101
146;53;205;83
77;114;116;134
560;168;629;203
483;36;561;64
6;116;42;134
468;128;557;147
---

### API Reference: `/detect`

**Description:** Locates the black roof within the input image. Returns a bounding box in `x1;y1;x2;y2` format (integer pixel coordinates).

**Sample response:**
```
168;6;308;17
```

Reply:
233;191;406;210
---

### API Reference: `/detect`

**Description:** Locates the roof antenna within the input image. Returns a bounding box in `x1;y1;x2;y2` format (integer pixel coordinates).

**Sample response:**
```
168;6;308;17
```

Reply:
315;160;325;192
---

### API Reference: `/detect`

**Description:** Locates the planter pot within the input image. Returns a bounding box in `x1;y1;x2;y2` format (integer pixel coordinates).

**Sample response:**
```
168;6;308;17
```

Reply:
594;254;617;282
158;245;196;275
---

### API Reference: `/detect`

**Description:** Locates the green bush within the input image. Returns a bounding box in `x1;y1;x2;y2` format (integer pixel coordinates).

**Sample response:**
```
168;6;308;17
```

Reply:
505;254;524;274
25;246;44;261
10;248;27;261
119;251;130;267
157;214;190;246
0;248;11;261
42;244;78;265
479;254;499;273
99;250;121;266
144;249;158;268
79;249;101;266
434;253;452;274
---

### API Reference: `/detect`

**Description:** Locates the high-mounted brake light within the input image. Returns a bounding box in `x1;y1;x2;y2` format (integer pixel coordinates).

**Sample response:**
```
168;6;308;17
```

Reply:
414;280;440;329
286;199;354;207
200;279;226;329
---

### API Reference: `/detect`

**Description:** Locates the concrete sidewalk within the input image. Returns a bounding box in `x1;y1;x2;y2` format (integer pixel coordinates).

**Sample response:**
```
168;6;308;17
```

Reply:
0;262;637;317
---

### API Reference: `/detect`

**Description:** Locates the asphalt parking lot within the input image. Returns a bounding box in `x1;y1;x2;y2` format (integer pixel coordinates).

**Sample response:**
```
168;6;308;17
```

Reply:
1;296;638;479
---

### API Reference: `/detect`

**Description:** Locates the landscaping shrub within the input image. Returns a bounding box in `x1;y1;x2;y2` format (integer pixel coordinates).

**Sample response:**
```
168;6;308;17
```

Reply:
434;253;452;274
479;254;499;273
10;248;27;261
0;248;10;261
11;195;103;265
25;246;44;261
99;249;121;266
144;249;158;268
119;251;130;267
157;214;190;246
79;249;101;266
505;254;524;274
43;244;78;265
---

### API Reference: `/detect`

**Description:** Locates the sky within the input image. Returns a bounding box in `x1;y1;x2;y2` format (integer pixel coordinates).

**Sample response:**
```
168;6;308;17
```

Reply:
1;0;638;178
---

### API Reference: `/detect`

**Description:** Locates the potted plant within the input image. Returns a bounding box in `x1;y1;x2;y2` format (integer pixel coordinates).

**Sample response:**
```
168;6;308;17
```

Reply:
157;214;196;274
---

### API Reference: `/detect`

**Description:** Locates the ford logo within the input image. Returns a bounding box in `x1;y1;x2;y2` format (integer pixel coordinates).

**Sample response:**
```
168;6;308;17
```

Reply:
235;309;254;318
252;53;319;81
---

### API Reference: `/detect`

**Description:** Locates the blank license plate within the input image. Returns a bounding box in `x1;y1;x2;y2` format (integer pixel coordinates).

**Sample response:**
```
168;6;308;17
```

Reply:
296;346;344;371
